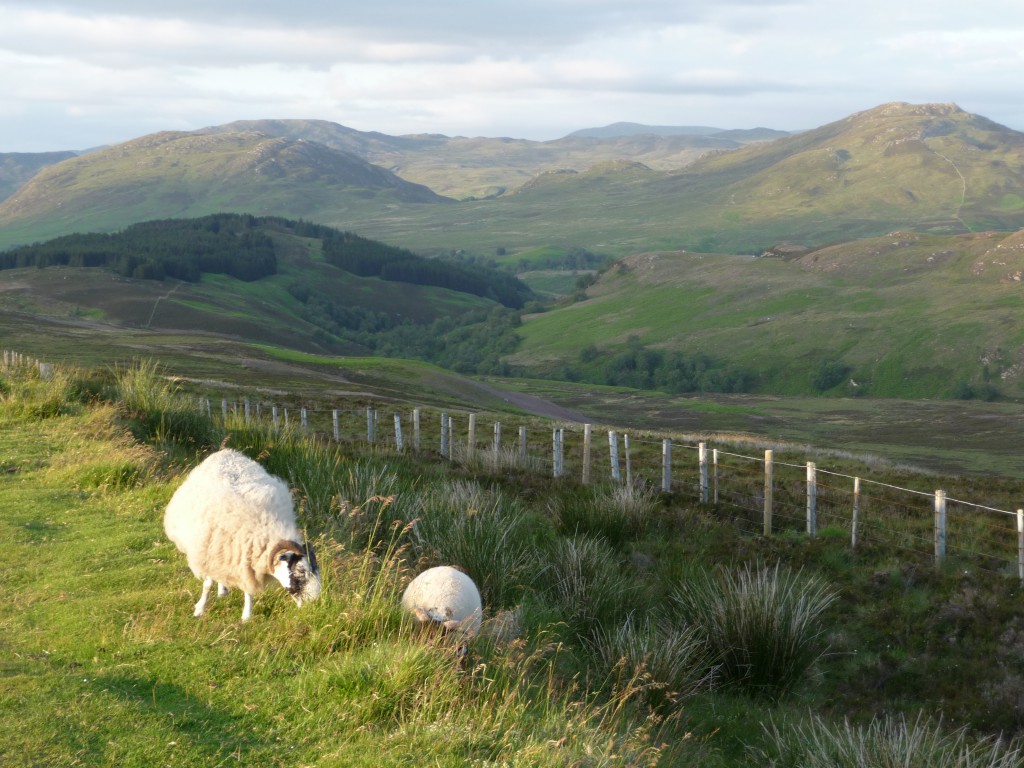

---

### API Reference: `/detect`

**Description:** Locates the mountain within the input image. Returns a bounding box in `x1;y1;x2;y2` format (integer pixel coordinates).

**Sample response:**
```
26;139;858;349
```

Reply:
565;122;725;138
2;102;1023;259
0;150;77;202
197;118;755;199
0;131;450;247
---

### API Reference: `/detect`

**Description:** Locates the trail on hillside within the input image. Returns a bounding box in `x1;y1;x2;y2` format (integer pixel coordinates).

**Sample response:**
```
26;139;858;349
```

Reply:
462;378;589;423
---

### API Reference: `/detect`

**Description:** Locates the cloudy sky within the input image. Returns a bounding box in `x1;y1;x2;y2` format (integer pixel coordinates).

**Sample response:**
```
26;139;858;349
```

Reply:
2;0;1023;151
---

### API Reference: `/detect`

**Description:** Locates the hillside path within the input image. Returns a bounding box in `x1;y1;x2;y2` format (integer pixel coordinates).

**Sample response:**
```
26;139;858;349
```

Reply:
464;379;588;423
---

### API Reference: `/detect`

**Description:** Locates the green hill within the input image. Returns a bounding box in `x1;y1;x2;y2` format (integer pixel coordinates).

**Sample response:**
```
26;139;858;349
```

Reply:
0;131;450;248
0;150;77;201
509;228;1024;400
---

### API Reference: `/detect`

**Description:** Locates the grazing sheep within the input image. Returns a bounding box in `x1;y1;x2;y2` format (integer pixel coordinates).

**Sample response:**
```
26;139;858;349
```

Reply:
164;448;321;621
401;565;482;639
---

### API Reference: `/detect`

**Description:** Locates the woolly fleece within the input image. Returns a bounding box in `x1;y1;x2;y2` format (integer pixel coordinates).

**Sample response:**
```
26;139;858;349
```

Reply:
401;565;483;637
165;449;303;597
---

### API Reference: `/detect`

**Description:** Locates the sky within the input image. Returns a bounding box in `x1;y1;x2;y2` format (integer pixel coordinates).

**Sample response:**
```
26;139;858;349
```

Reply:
2;0;1023;152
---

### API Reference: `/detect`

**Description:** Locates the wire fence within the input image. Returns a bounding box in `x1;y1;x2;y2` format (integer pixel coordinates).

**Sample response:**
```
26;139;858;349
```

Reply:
200;394;1024;582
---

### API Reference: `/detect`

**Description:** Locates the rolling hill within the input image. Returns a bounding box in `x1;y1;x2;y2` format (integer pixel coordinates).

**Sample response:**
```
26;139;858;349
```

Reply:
0;150;77;201
508;227;1024;400
0;131;450;248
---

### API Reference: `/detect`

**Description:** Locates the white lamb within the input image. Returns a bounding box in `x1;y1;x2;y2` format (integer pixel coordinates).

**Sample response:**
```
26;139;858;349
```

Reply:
401;565;482;639
164;448;322;622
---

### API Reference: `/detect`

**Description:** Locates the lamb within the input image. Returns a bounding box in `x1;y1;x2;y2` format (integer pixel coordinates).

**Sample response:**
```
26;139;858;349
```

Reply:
401;565;482;639
164;448;321;622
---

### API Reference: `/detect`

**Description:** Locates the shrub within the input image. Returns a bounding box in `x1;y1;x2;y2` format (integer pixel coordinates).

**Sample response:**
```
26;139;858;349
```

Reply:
671;561;837;700
755;712;1024;768
411;479;542;609
543;535;635;639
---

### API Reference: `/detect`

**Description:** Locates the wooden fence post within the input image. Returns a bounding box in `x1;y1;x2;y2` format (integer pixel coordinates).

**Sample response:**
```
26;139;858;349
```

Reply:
661;439;672;493
552;428;563;478
366;408;376;444
519;426;527;465
1017;510;1023;584
468;413;476;460
582;424;593;484
447;416;454;459
244;398;251;423
493;422;501;454
852;477;861;548
806;461;817;537
413;409;421;451
934;490;947;568
272;406;279;430
699;442;709;503
712;448;719;504
301;407;308;431
221;399;228;419
440;412;448;457
608;431;621;483
624;434;632;485
763;449;774;537
394;413;403;451
332;409;340;441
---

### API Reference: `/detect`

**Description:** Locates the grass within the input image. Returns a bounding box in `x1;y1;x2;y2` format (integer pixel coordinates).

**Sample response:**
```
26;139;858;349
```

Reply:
8;358;1024;764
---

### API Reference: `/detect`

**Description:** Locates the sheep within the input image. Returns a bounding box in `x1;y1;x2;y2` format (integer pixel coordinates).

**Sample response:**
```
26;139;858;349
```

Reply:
401;565;482;640
164;448;321;622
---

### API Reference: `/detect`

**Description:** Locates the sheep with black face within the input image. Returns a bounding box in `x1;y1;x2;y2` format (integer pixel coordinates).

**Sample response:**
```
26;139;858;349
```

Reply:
164;449;321;622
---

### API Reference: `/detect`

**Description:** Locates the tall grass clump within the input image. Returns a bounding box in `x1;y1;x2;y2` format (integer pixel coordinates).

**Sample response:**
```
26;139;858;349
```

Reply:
755;713;1024;768
112;358;218;448
549;481;658;547
543;534;636;640
411;479;544;609
592;614;716;709
671;561;838;700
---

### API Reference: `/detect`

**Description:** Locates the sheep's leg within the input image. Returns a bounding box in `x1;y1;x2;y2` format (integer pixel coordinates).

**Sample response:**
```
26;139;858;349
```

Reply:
194;577;215;617
217;583;229;597
241;593;254;622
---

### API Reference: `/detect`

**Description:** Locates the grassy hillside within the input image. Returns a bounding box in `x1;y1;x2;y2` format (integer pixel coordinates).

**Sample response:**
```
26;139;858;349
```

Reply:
0;132;449;249
0;150;77;201
509;229;1024;400
6;358;1024;766
5;103;1023;259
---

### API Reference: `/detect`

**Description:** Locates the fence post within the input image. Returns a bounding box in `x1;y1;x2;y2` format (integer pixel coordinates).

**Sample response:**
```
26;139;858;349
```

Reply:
806;461;817;538
222;399;228;419
332;409;340;441
272;406;279;430
1017;510;1024;584
468;413;476;460
494;422;501;454
552;428;563;478
609;431;621;483
301;407;308;431
624;434;632;485
852;477;861;548
699;442;709;503
394;413;403;451
763;449;774;537
934;490;947;568
519;425;528;466
413;409;421;451
440;412;448;457
582;424;593;484
244;398;251;423
712;448;719;504
662;439;672;493
447;416;454;459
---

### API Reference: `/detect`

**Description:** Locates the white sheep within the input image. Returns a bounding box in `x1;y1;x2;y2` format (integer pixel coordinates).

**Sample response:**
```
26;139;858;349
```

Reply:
401;565;482;639
164;448;321;622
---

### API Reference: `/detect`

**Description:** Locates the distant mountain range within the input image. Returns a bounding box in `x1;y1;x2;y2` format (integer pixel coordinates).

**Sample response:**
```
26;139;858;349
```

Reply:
1;102;1023;256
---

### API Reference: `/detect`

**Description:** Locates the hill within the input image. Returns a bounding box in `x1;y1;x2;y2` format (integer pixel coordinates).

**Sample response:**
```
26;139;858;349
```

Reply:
196;118;754;199
0;150;77;201
0;131;450;247
508;228;1024;401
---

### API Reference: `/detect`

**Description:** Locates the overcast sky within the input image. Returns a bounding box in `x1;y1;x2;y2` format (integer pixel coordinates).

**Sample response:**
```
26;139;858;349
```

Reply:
2;0;1023;152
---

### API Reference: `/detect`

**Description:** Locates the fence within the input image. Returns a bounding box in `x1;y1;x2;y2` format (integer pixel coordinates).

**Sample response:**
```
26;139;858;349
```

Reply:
3;350;1021;582
199;394;1024;582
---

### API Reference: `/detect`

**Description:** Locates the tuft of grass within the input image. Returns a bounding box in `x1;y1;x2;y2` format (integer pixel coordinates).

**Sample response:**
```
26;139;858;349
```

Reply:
671;561;838;700
755;713;1024;768
549;482;657;547
411;479;544;609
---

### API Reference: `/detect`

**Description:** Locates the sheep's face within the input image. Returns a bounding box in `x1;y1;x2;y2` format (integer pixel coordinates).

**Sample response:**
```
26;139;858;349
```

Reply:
271;540;322;607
